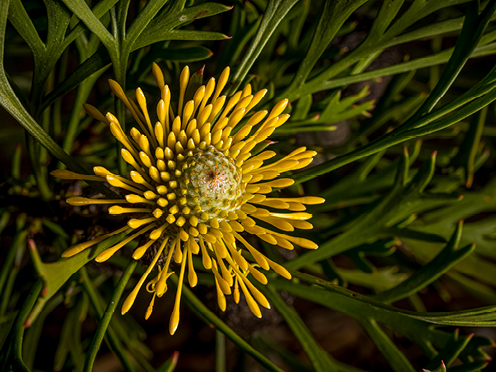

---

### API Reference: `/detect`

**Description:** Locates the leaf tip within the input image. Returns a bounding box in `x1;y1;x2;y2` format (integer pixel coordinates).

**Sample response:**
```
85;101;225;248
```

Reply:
172;351;180;365
28;238;36;251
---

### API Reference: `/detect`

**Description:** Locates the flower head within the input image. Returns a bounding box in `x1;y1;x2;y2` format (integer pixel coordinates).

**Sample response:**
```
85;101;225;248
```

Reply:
53;64;324;335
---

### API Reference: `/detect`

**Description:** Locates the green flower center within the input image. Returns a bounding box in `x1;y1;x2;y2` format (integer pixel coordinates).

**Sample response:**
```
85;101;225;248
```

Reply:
179;146;245;222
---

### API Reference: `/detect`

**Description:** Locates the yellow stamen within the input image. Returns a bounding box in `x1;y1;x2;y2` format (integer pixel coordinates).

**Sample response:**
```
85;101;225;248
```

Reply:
83;103;109;125
66;197;127;206
95;223;156;262
169;242;188;335
121;237;168;315
62;226;129;257
51;170;103;182
152;62;165;89
178;66;190;117
232;232;269;270
212;66;230;103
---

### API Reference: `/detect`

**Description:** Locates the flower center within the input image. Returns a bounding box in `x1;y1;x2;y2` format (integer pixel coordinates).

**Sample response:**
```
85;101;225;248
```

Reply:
179;146;245;222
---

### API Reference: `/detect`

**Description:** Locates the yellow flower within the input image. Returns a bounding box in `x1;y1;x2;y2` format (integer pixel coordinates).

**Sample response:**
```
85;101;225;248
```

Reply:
52;64;324;335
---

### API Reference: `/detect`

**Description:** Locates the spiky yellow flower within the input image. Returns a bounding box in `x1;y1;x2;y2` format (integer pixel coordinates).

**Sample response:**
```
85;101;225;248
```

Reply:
52;64;324;335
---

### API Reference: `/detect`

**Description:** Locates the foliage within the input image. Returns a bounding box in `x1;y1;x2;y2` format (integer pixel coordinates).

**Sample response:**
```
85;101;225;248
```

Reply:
1;0;496;371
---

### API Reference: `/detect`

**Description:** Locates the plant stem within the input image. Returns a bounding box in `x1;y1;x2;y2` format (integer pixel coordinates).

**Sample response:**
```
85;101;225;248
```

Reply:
0;279;42;372
26;132;53;202
215;330;226;372
80;267;135;372
171;274;284;372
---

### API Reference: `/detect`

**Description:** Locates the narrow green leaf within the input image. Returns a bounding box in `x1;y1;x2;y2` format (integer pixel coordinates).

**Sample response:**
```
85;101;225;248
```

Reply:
158;46;213;62
293;62;496;185
313;41;496;93
7;0;45;58
27;229;131;325
360;318;415;372
83;260;137;372
43;47;111;111
282;0;368;97
125;0;169;51
263;285;337;372
61;0;114;51
157;352;179;372
425;329;472;371
374;222;474;303
423;361;447;372
0;280;42;372
62;0;119;51
171;275;284;372
81;268;135;372
408;0;496;119
133;3;232;50
450;107;487;187
228;0;299;95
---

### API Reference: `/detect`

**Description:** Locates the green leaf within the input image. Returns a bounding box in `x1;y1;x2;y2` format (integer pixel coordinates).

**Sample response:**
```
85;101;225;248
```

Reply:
133;3;232;50
282;0;369;97
125;0;169;50
170;275;284;372
7;0;45;59
373;222;474;303
360;318;415;372
81;269;135;372
158;29;230;42
83;261;137;372
61;0;114;51
450;107;487;187
425;329;471;371
27;228;131;325
0;280;43;372
228;0;299;94
272;270;496;326
43;47;111;112
0;0;116;198
407;0;496;119
294;61;496;184
263;285;338;372
288;151;460;270
156;46;213;62
156;351;179;372
423;361;446;372
282;0;496;100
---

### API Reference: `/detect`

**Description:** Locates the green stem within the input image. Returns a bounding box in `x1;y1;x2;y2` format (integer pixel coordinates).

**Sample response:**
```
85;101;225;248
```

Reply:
54;49;70;139
80;267;135;372
61;71;105;156
108;6;127;175
0;279;43;372
228;0;299;96
0;231;27;299
25;132;53;201
171;274;284;372
83;260;137;372
215;330;226;372
13;281;42;366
